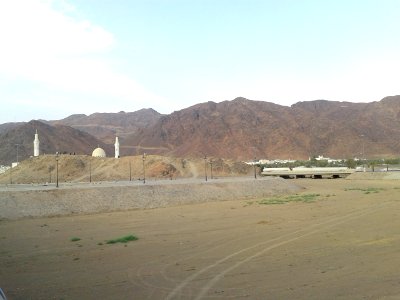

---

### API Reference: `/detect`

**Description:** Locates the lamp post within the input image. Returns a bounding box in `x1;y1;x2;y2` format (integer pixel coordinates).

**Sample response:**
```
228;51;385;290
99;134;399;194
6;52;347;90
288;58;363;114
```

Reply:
129;160;132;181
89;158;92;183
15;144;20;164
204;155;208;181
253;157;257;179
209;159;213;180
142;153;146;184
55;153;59;188
360;134;365;171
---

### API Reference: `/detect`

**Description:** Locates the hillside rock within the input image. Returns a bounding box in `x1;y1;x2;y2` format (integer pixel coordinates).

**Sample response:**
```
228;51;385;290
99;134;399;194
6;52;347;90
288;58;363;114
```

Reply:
0;120;111;165
125;96;400;160
2;96;400;164
51;108;162;144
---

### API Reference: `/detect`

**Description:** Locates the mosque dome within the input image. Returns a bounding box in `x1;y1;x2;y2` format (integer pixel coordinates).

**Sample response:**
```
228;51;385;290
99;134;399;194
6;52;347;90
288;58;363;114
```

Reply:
92;147;106;157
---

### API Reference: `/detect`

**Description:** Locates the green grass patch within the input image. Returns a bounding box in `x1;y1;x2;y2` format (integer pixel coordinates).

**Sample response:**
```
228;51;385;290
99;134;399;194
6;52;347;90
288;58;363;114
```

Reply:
106;235;138;244
344;187;384;194
70;237;81;242
259;193;320;205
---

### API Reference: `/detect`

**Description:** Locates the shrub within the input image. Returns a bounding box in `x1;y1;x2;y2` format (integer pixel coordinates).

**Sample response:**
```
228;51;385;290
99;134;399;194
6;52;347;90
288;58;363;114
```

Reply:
106;235;138;244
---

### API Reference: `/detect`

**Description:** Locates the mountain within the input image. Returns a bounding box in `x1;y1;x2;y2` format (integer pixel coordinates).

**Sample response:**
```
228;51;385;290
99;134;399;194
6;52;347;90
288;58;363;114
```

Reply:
1;96;400;165
0;122;24;135
50;109;162;144
124;96;400;160
0;120;111;165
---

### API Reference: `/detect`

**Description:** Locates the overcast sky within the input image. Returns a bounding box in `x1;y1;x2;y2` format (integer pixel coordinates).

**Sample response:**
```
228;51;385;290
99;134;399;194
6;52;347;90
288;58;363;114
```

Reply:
1;0;400;123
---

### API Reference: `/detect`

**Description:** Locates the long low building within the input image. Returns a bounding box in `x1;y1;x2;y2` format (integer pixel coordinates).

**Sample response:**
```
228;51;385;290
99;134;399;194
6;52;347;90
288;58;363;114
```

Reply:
261;167;356;178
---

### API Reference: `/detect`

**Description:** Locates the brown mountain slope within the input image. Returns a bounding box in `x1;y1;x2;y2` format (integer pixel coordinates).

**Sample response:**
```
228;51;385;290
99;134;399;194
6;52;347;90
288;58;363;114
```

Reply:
50;108;162;144
2;96;400;165
124;98;296;158
124;96;400;160
0;120;111;165
0;122;24;134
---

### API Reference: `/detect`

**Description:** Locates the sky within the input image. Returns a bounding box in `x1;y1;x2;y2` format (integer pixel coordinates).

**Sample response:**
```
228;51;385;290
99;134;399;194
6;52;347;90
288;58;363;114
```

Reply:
1;0;400;123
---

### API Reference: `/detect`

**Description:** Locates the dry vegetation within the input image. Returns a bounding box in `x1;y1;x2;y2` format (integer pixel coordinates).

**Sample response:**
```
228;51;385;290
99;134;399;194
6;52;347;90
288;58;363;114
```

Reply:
0;154;252;184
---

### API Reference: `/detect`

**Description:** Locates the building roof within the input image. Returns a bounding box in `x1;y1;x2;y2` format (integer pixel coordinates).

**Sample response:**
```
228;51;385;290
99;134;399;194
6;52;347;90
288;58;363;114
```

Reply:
92;147;106;157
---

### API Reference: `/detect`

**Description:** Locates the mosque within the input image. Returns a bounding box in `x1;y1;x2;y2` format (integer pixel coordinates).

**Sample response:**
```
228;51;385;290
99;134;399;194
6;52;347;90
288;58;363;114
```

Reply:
92;137;120;158
33;131;120;158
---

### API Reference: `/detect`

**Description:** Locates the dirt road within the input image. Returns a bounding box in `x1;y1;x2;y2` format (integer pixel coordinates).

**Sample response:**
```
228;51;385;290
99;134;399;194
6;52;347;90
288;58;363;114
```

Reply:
1;179;400;299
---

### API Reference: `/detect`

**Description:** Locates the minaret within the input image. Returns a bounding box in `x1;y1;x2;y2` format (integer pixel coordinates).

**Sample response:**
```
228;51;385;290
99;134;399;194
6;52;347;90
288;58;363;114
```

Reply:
114;136;120;158
33;129;40;157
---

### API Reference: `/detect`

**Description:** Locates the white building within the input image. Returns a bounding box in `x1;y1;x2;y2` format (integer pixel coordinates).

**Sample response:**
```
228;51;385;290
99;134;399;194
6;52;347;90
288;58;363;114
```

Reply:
114;137;120;158
33;130;40;157
0;165;10;174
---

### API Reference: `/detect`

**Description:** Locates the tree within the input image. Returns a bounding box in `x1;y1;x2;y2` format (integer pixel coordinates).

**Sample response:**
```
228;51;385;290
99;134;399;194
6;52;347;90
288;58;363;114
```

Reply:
346;159;357;169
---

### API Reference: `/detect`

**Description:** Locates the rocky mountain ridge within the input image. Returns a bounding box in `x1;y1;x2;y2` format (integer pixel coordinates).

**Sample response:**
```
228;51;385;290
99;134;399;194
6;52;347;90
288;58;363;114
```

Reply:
125;96;400;160
48;108;163;144
1;96;400;165
0;120;110;165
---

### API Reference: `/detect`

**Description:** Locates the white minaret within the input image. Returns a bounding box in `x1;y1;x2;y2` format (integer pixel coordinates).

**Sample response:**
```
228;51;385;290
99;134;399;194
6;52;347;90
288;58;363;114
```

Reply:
33;129;40;157
114;136;120;158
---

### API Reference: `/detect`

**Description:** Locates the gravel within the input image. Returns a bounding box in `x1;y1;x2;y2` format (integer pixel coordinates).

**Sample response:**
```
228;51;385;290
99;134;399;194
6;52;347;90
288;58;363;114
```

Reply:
347;171;400;180
0;177;301;219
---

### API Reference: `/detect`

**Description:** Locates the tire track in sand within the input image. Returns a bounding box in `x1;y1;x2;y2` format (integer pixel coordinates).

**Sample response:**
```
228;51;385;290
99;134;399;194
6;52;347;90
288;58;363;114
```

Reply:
166;201;393;299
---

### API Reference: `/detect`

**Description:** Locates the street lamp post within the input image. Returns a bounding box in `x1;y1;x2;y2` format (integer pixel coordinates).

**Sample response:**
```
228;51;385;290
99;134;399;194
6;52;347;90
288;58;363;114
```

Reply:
142;153;146;184
129;160;132;181
56;153;59;188
254;157;257;179
89;158;92;183
204;155;208;181
360;134;365;171
15;144;20;164
210;159;213;180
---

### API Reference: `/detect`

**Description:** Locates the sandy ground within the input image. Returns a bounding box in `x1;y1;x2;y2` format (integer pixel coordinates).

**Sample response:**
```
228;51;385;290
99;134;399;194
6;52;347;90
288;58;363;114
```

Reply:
1;178;400;299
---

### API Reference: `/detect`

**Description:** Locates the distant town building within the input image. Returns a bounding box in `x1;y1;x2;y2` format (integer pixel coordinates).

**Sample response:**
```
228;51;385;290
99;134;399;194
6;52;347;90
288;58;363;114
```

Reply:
0;165;10;174
257;159;297;165
311;155;342;163
314;155;329;161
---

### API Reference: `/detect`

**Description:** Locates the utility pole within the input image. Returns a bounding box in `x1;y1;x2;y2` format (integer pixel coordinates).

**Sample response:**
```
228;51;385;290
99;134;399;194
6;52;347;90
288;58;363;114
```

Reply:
254;157;257;179
142;153;146;184
204;155;208;181
210;159;213;179
129;160;132;181
360;134;365;171
56;153;59;188
89;158;92;183
15;144;20;164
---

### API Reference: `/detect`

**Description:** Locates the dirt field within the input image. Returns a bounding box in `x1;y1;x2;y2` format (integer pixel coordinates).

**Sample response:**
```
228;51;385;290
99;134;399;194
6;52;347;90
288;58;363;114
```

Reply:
1;178;400;299
0;177;300;219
